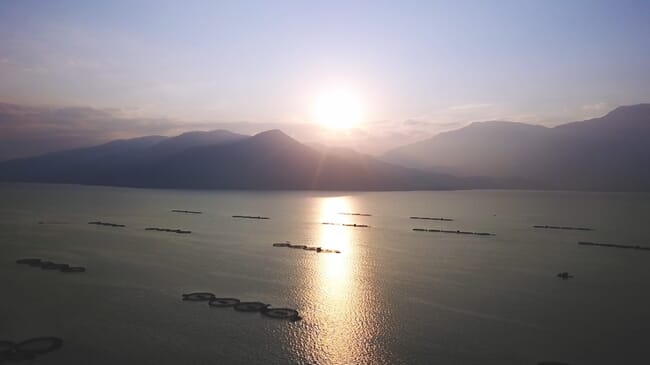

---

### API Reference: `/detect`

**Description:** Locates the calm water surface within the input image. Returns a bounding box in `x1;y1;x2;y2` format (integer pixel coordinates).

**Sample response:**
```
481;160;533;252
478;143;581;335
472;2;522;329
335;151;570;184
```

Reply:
1;183;649;364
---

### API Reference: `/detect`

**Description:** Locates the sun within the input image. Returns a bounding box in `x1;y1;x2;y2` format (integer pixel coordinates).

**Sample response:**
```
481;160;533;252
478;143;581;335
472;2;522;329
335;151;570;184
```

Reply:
312;90;363;129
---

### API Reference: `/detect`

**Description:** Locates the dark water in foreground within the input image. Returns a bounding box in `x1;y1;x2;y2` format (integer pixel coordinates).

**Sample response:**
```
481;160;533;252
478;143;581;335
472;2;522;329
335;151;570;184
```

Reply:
1;183;649;364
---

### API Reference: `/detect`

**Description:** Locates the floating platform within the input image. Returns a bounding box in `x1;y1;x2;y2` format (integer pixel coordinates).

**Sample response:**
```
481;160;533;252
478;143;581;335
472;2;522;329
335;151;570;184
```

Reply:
88;221;125;227
321;222;369;228
534;225;593;231
145;227;191;234
578;241;650;251
16;258;86;273
412;228;494;236
171;209;202;214
338;212;372;217
557;272;574;280
232;215;270;220
16;258;42;265
410;216;454;221
272;242;340;254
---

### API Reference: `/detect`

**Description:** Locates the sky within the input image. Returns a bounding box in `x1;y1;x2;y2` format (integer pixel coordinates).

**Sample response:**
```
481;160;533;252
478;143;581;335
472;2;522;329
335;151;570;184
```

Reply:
1;0;650;159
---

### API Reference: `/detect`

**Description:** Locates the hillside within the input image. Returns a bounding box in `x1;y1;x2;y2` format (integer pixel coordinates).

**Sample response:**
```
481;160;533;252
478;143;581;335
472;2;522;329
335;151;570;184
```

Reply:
0;129;486;191
383;104;650;191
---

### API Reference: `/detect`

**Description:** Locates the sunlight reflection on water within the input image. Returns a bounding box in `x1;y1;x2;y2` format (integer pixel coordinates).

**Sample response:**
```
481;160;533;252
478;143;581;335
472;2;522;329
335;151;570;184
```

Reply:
289;196;389;364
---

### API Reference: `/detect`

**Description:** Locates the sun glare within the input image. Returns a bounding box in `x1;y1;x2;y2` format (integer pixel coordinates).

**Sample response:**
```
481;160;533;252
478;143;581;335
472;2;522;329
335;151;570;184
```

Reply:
312;90;363;130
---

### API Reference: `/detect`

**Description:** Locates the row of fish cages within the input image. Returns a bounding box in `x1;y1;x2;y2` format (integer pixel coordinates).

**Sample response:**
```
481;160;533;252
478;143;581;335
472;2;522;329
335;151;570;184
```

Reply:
272;242;341;254
578;241;650;251
85;220;193;234
181;292;302;322
16;258;86;273
412;228;494;236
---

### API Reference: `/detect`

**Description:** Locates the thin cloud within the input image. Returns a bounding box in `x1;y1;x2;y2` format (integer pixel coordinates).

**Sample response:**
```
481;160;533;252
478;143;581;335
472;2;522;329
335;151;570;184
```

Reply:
449;103;493;111
0;102;187;160
582;102;610;112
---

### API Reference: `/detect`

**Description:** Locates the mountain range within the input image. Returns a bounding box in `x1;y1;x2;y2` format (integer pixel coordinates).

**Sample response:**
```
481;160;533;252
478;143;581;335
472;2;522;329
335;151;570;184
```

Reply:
0;104;648;191
383;104;650;191
0;129;498;190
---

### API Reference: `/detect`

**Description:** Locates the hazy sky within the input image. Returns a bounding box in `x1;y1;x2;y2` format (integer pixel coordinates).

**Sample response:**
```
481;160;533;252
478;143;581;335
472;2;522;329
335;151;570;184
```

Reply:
1;0;650;158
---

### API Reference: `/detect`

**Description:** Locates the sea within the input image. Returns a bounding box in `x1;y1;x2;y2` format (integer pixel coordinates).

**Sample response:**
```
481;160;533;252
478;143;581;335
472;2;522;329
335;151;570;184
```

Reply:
1;182;649;364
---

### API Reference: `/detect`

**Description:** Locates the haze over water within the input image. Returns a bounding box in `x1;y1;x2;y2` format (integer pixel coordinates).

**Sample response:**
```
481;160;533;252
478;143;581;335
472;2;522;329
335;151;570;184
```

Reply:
2;183;649;364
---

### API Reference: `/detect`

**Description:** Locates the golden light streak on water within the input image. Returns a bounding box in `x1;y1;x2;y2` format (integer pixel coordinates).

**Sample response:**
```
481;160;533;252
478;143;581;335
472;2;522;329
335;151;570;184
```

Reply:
298;196;385;364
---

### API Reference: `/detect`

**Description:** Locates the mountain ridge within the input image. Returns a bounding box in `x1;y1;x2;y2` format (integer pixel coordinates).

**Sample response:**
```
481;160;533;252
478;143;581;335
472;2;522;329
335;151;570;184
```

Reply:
2;104;648;191
382;104;650;191
0;129;496;191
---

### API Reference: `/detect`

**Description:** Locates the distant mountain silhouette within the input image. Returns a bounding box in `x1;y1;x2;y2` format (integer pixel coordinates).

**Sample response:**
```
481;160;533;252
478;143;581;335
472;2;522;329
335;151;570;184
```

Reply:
383;104;650;191
0;129;497;190
0;135;166;182
145;129;247;158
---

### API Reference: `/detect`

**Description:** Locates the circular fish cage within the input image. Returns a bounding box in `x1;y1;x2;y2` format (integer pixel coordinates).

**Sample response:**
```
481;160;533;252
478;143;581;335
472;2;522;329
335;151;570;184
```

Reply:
233;302;268;312
15;337;63;355
61;266;86;273
261;307;300;320
182;292;216;302
208;298;240;308
16;258;41;265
